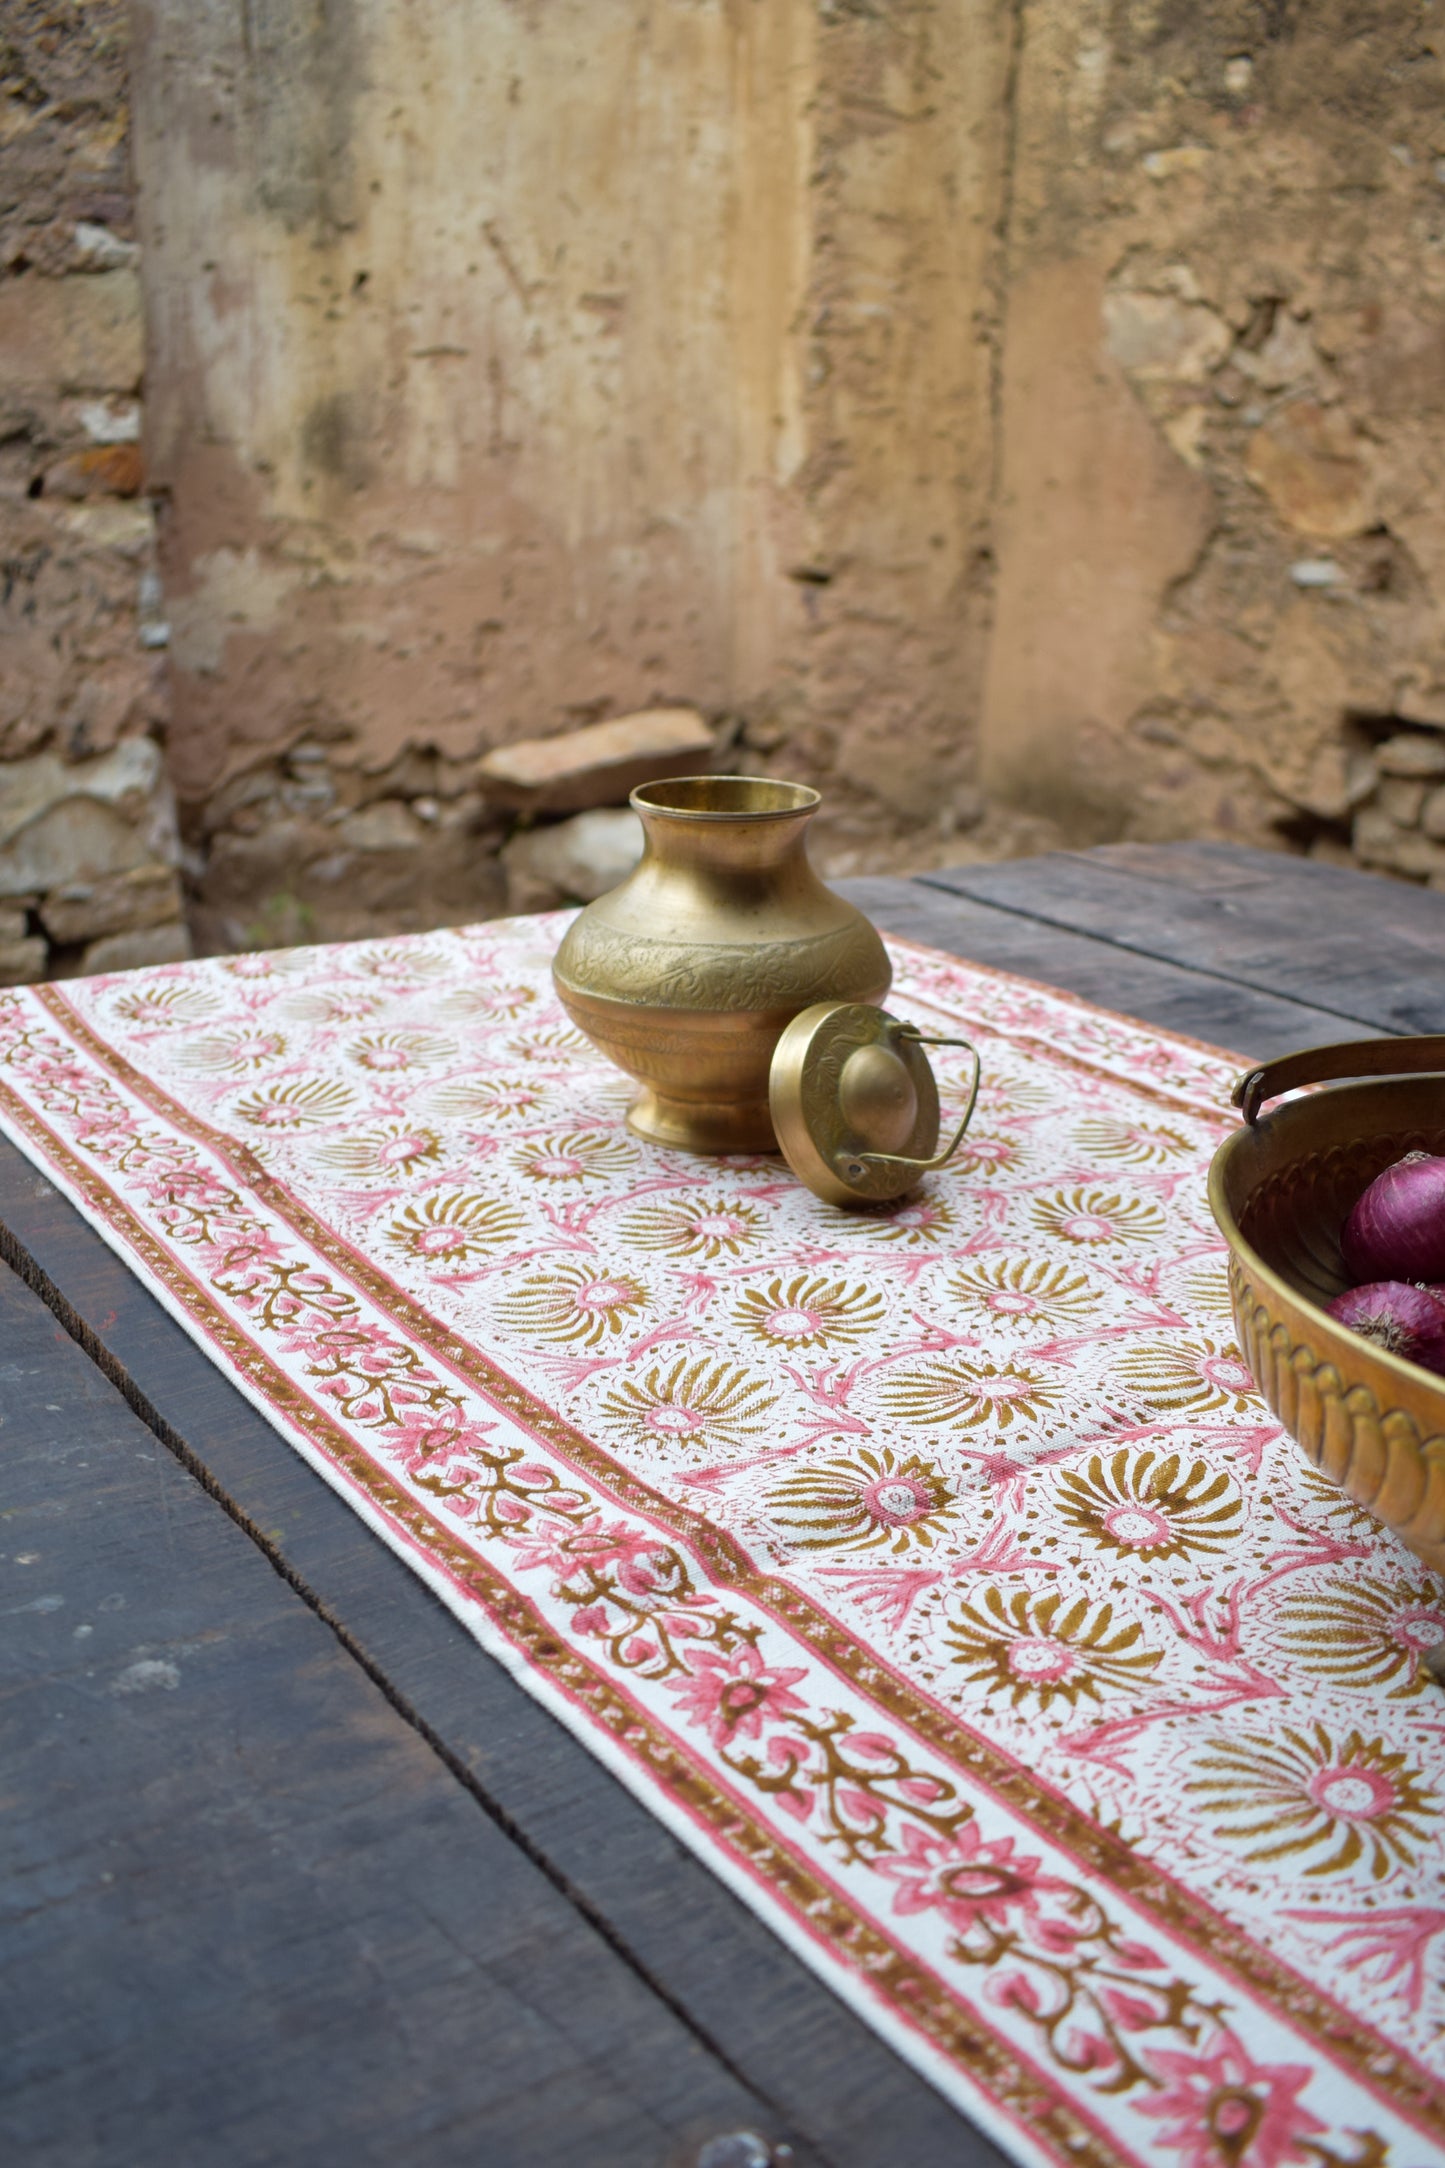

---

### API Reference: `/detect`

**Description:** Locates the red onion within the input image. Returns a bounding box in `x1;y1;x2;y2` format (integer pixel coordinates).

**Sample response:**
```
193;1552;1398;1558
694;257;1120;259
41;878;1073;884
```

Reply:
1327;1280;1445;1374
1340;1152;1445;1285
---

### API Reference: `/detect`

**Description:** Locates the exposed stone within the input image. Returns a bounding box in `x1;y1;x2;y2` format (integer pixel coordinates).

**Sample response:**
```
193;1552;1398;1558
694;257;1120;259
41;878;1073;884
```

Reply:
502;809;644;913
1376;733;1445;779
0;938;48;986
0;739;166;851
1421;787;1445;842
193;807;506;954
45;442;144;499
1244;402;1376;540
0;270;143;399
1377;778;1426;828
39;864;186;946
334;800;425;852
0;798;160;899
0;911;28;943
1353;806;1445;880
81;922;194;976
479;709;715;815
1393;679;1445;731
1103;291;1231;382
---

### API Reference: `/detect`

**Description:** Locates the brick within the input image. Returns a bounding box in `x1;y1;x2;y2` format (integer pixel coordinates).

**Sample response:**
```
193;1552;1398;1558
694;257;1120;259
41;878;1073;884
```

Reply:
478;708;714;815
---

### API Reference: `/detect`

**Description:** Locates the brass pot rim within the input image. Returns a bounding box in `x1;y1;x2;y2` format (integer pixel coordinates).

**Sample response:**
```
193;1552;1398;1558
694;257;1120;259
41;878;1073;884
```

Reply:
630;774;821;821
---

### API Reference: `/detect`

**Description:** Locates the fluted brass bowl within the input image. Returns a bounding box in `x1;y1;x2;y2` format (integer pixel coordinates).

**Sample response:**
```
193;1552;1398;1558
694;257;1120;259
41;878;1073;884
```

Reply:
1208;1037;1445;1574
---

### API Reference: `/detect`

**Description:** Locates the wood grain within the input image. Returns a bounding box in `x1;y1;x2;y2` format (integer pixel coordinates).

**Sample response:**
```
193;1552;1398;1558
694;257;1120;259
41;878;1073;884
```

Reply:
837;876;1374;1060
918;843;1445;1036
0;1258;804;2168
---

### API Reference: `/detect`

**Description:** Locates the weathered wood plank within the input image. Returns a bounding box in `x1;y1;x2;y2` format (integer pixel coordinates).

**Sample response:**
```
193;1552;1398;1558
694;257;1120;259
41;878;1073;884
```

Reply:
0;1141;1007;2168
837;876;1375;1061
919;844;1445;1035
0;1259;805;2168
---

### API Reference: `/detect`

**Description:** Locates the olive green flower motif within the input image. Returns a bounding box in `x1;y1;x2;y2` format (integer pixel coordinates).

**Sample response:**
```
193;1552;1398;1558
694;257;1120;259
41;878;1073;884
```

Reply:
354;941;450;981
948;1257;1101;1329
175;1026;288;1073
511;1129;639;1183
110;981;221;1029
315;1121;443;1180
880;1357;1062;1432
386;1190;524;1267
1053;1446;1242;1561
733;1275;884;1350
276;987;382;1025
953;1132;1025;1177
1174;1259;1236;1330
600;1356;775;1459
233;1076;357;1130
826;1192;959;1247
427;1075;549;1124
504;1024;592;1064
1292;1463;1384;1536
622;1193;772;1260
1073;1115;1193;1165
343;1028;457;1073
1029;1187;1166;1246
765;1445;956;1556
1111;1336;1259;1417
1273;1573;1445;1698
496;1262;650;1349
1187;1724;1437;1879
436;981;537;1023
946;1586;1162;1710
982;1072;1051;1115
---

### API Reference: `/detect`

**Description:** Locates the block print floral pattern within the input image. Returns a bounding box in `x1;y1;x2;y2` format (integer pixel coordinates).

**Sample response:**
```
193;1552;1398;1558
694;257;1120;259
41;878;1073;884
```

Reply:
1;917;1442;2168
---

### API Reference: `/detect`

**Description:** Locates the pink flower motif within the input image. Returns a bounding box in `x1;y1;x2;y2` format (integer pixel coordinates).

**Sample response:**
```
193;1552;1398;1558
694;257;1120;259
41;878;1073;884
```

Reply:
665;1644;809;1749
875;1821;1068;1933
505;1520;579;1579
1135;2027;1326;2168
564;1515;671;1595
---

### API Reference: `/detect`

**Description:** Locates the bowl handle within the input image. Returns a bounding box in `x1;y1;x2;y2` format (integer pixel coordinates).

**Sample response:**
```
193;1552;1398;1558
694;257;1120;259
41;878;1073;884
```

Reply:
1233;1034;1445;1124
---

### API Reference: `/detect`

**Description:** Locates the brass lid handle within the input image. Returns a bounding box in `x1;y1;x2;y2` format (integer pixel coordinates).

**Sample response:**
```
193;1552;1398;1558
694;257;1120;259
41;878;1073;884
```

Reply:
838;1027;982;1184
769;1001;982;1206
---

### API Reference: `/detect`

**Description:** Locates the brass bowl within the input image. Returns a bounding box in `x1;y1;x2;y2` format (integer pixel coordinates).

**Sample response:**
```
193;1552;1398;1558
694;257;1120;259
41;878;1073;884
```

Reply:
1208;1036;1445;1575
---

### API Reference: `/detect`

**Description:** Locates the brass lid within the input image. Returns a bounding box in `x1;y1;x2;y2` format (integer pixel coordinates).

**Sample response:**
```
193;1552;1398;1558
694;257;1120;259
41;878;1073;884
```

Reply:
768;1001;981;1207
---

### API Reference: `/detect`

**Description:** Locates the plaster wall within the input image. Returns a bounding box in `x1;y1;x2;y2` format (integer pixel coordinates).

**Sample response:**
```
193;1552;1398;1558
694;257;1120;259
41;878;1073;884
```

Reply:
132;0;1006;947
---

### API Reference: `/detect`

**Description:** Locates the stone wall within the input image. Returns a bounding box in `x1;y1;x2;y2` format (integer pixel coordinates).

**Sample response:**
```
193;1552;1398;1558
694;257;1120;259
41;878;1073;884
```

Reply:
0;0;188;981
980;0;1445;879
7;3;1445;979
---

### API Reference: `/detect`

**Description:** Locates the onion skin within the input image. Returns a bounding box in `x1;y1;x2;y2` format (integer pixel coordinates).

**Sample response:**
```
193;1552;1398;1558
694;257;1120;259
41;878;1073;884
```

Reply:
1340;1153;1445;1285
1327;1280;1445;1375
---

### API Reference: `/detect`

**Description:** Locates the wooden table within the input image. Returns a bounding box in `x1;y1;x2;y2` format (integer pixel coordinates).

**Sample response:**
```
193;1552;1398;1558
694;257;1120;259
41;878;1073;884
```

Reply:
5;842;1445;2168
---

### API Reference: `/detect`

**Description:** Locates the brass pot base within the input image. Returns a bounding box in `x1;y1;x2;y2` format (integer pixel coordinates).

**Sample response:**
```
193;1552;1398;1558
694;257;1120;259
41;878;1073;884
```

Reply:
625;1087;777;1156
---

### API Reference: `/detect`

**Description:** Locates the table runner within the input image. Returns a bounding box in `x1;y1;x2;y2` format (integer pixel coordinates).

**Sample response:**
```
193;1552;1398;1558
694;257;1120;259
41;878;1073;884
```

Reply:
2;917;1442;2168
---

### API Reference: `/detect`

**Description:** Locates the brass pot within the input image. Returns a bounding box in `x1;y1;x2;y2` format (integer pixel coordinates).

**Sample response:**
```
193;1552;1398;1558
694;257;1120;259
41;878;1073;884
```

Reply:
1208;1035;1445;1576
552;775;890;1152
